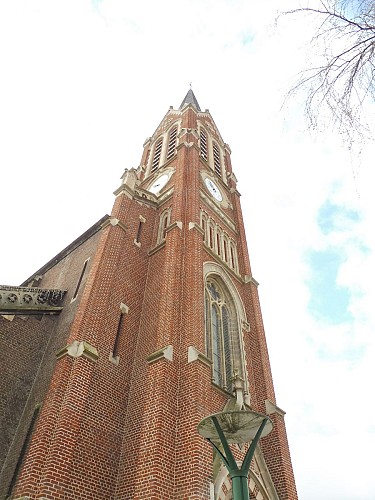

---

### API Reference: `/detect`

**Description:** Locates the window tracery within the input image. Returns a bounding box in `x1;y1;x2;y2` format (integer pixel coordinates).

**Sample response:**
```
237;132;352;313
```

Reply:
204;277;243;392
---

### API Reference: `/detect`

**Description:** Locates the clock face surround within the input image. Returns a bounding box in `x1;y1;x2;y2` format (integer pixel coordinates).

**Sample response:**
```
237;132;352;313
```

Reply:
205;178;223;202
149;173;169;194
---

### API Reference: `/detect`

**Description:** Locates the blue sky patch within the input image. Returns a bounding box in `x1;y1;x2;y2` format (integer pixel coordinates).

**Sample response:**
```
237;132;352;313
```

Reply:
240;31;255;46
307;249;352;324
317;200;360;235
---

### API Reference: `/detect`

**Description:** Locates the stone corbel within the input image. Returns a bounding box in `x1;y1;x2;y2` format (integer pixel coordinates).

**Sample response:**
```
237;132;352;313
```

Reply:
56;340;99;362
188;222;205;235
147;345;173;364
244;275;259;287
265;399;286;417
165;221;182;233
101;217;127;232
187;346;212;367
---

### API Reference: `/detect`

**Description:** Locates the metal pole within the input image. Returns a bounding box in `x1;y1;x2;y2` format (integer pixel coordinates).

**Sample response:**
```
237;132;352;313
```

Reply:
208;416;269;500
231;475;250;500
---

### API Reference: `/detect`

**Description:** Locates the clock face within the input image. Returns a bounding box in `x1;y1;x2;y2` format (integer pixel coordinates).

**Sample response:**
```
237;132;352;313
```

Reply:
205;178;222;202
149;174;169;194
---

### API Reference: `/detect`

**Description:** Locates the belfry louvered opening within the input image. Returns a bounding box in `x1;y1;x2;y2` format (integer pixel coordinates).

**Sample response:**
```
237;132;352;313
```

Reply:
213;142;221;177
151;138;163;172
200;128;208;161
166;125;178;160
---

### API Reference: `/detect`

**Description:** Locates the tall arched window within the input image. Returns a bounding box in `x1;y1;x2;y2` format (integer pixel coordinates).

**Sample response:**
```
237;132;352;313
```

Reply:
205;277;243;392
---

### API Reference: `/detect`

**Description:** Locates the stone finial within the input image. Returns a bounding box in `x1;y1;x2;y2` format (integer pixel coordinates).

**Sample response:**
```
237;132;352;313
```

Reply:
232;369;245;410
121;168;139;191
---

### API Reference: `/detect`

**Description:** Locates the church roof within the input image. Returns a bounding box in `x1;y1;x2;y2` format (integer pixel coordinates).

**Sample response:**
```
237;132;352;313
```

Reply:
179;89;201;111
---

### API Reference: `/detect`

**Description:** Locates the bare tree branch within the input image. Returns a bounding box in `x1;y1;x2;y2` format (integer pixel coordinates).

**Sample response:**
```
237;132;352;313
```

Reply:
281;0;375;144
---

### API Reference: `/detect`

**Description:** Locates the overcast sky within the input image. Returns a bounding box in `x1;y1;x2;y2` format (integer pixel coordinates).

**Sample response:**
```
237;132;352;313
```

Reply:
1;1;375;499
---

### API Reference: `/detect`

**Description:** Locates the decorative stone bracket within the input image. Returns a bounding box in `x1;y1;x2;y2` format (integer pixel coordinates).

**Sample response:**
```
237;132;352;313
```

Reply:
147;345;173;364
265;399;286;417
101;217;127;232
56;340;99;362
187;346;212;367
0;285;66;315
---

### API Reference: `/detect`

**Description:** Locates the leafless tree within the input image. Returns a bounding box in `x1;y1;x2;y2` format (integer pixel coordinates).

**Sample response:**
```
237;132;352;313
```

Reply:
283;0;375;144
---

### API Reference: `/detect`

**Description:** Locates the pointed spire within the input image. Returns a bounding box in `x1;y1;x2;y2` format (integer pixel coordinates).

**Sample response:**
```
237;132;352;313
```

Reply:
179;88;201;111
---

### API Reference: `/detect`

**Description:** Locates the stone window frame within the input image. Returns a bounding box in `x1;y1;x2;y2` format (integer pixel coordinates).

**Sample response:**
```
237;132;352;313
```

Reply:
203;262;248;396
157;207;172;244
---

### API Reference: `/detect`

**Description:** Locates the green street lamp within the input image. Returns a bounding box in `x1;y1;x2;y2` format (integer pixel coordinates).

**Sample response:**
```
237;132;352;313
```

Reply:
198;410;273;500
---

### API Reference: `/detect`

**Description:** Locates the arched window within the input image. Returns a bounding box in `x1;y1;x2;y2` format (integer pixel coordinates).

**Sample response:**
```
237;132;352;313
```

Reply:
200;128;208;161
166;125;178;160
157;208;171;244
151;138;163;173
205;277;243;392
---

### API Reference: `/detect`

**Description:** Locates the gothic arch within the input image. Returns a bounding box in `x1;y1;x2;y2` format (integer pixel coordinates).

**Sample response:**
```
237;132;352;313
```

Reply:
203;262;248;395
214;455;278;500
203;262;246;325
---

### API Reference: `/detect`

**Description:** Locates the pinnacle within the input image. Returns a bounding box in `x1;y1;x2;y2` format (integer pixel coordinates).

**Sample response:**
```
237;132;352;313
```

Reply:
179;88;201;111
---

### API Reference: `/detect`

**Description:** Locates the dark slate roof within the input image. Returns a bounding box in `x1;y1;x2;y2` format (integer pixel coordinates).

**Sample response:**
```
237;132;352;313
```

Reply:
179;89;201;111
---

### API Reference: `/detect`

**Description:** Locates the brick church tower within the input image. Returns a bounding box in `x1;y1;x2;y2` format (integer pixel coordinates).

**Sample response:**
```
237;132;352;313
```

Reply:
0;90;298;499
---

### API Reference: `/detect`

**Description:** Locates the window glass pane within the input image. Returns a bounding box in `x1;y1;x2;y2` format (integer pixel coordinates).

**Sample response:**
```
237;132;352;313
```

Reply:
222;306;233;392
205;294;211;356
212;304;222;386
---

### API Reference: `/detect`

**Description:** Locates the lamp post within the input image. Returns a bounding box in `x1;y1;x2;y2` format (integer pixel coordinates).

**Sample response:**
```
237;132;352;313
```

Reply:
198;410;273;500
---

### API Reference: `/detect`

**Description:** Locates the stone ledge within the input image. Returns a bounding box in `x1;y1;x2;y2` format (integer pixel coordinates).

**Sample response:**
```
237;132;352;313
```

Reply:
147;344;173;364
101;217;127;232
265;399;286;417
165;220;182;233
188;222;205;235
244;275;259;287
148;240;166;256
56;340;99;362
188;346;212;367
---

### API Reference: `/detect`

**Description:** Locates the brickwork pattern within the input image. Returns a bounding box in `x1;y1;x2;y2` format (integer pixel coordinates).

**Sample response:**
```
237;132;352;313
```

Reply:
6;100;298;499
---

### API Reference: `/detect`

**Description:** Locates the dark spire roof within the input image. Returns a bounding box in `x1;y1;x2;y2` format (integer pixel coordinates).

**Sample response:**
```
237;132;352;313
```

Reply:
179;89;201;111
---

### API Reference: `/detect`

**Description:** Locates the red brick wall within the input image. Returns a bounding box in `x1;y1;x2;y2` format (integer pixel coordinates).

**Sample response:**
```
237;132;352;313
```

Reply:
8;102;298;499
